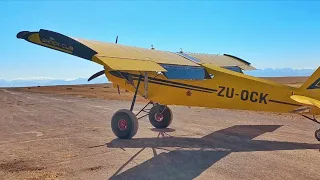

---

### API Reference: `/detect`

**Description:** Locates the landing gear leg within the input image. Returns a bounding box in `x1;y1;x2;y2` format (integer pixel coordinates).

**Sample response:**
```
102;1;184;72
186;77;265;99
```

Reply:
111;75;142;139
135;101;153;120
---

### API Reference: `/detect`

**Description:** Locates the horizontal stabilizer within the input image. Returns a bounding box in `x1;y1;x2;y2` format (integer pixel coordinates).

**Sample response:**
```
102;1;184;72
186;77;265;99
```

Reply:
290;95;320;108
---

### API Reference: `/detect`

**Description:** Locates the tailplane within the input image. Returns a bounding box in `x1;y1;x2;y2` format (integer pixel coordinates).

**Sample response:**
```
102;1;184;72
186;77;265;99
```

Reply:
300;67;320;90
290;95;320;108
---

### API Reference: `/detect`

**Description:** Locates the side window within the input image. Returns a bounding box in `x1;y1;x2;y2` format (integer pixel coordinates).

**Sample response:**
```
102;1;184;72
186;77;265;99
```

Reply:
223;66;243;73
161;64;206;80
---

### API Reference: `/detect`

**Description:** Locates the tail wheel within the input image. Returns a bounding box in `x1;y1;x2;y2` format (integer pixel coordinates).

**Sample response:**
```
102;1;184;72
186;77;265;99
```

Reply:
111;109;138;139
315;129;320;141
148;104;173;129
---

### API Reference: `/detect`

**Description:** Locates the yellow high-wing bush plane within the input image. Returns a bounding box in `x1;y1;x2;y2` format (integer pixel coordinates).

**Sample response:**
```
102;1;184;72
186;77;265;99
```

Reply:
17;29;320;141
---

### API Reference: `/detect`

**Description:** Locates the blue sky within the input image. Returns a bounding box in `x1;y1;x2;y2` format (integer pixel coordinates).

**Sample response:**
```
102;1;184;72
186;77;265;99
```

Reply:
1;1;319;80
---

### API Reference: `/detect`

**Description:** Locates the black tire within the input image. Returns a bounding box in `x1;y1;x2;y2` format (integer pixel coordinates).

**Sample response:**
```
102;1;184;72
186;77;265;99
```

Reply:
111;109;138;139
315;129;320;141
148;105;173;129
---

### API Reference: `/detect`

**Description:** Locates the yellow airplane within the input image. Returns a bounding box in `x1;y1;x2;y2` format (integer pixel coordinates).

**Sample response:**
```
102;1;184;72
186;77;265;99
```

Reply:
16;29;320;141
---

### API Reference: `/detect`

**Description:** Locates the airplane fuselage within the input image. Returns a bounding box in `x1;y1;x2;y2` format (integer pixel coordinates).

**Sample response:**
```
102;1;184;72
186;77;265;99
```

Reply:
105;64;320;116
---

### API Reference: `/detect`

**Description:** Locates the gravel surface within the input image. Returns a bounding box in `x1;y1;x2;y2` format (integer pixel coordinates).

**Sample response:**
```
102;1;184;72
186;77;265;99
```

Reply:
0;89;319;180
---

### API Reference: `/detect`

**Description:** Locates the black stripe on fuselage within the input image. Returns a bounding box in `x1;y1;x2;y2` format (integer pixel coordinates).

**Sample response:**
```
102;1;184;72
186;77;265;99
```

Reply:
109;71;217;93
131;77;214;93
130;74;217;92
268;99;302;107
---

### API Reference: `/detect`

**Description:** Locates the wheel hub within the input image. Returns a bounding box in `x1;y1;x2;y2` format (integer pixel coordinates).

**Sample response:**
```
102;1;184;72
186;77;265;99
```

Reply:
118;119;128;131
155;113;164;122
317;130;320;138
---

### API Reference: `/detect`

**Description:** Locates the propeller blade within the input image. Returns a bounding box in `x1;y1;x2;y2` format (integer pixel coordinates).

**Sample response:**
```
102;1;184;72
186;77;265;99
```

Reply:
88;70;105;82
115;36;118;44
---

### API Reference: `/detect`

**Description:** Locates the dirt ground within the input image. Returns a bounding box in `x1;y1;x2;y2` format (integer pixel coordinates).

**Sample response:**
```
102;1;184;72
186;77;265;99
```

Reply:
1;76;319;180
11;83;148;103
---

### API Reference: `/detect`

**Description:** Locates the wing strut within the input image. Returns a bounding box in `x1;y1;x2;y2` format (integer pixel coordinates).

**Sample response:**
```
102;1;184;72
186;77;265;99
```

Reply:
116;71;145;96
144;72;148;98
130;75;142;111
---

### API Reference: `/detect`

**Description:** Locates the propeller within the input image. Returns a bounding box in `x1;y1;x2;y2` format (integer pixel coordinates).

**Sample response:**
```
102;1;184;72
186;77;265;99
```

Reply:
87;35;121;95
88;70;105;82
87;35;119;82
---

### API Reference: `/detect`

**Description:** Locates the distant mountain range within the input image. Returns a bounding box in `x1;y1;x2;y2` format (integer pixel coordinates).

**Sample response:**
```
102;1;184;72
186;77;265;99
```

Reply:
0;77;108;87
245;68;316;77
0;68;316;87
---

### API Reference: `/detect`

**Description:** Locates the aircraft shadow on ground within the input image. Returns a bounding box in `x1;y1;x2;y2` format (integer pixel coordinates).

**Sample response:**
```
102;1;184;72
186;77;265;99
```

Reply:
106;125;320;180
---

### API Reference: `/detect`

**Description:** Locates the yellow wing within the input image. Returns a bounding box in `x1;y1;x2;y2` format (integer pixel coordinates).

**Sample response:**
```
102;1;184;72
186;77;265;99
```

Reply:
17;29;255;74
290;95;320;108
16;29;198;72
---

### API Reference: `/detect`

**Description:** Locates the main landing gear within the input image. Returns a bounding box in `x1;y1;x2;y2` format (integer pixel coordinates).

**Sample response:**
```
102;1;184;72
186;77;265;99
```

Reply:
315;129;320;141
148;104;173;129
311;115;320;141
110;74;173;139
111;109;138;139
303;115;320;141
313;115;320;141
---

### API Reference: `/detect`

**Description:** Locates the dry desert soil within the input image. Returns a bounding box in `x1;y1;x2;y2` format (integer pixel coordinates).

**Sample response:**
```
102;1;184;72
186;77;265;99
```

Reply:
0;76;319;180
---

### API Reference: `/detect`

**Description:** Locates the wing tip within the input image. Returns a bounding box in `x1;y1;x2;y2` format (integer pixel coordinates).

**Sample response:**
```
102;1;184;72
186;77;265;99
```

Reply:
223;54;251;66
16;29;49;40
16;31;31;39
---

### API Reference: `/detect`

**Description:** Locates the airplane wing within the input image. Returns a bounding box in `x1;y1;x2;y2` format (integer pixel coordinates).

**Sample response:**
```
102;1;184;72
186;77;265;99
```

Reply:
16;29;175;72
17;29;255;79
